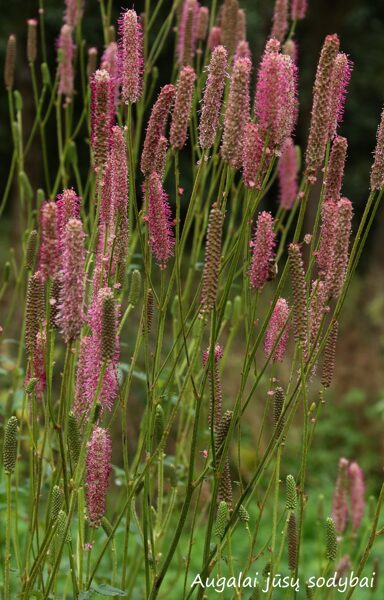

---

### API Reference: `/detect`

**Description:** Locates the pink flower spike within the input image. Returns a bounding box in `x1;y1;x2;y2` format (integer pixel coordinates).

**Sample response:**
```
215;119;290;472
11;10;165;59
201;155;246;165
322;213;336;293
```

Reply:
146;172;175;268
249;211;276;290
291;0;307;21
208;26;221;51
199;45;228;149
141;85;176;177
328;53;353;139
170;66;196;150
371;107;384;190
332;457;349;534
278;137;299;209
101;42;120;106
86;427;112;527
316;199;338;276
264;298;290;362
39;201;59;281
242;122;266;189
90;69;114;172
271;0;289;42
57;24;74;98
177;0;200;66
56;218;85;343
234;40;251;62
325;197;353;299
118;9;143;104
348;462;365;532
56;188;81;250
64;0;84;27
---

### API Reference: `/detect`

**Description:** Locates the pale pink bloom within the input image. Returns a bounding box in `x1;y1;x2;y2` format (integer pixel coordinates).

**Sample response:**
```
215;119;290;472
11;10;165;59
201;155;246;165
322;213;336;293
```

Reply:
264;298;290;362
170;66;196;150
291;0;307;20
199;45;228;149
141;85;176;177
271;0;289;42
56;189;81;251
39;201;59;281
197;6;209;41
348;462;365;532
177;0;200;65
242;122;267;189
332;457;349;534
64;0;84;27
283;39;298;63
324;136;348;201
249;211;276;289
90;69;114;172
86;427;112;526
118;9;143;104
328;53;353;139
278;138;298;209
371;107;384;190
316;199;338;276
208;26;221;51
101;42;120;105
153;135;168;179
325;197;353;299
145;172;175;268
57;24;74;98
234;40;251;62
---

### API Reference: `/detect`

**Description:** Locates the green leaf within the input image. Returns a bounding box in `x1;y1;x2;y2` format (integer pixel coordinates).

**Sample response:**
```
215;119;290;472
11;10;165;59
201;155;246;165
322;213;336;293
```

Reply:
78;592;94;600
92;583;127;596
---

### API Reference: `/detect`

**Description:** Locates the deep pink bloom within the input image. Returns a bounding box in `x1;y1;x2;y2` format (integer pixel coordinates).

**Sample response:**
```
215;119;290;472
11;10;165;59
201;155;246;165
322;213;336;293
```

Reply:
249;211;276;289
118;9;143;104
348;462;365;532
141;85;176;177
221;57;251;169
146;172;175;268
328;53;353;139
90;69;114;172
371;107;384;190
242;122;267;189
86;427;112;526
278;137;298;209
57;24;74;98
56;218;85;343
255;38;297;149
332;457;349;534
208;26;221;51
199;45;228;149
64;0;84;27
264;298;290;362
56;189;81;251
271;0;289;42
170;66;196;150
291;0;307;20
74;287;120;418
39;201;59;281
177;0;200;65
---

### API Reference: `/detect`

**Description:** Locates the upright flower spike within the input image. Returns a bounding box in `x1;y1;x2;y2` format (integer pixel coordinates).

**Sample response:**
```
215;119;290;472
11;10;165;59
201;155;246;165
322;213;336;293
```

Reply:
208;26;221;51
370;107;384;191
101;290;117;362
271;0;289;42
305;34;340;181
221;57;251;169
141;84;176;177
110;126;129;273
215;410;233;506
309;280;328;347
57;24;74;99
255;39;297;149
221;0;239;57
65;0;85;27
199;45;228;149
56;219;85;343
348;462;365;532
286;475;298;511
236;9;246;43
203;344;224;430
264;298;290;362
288;243;307;346
273;386;285;439
154;135;168;179
25;271;45;356
118;9;143;104
86;427;112;527
335;555;352;581
324;136;348;201
90;69;114;172
278;138;299;209
287;513;298;571
321;320;339;388
328;53;353;139
101;42;119;104
326;517;338;561
87;47;98;77
283;39;298;63
177;0;200;66
242;122;267;189
200;207;224;315
56;189;81;250
291;0;308;21
332;457;349;533
146;172;175;268
4;34;16;90
39;202;59;281
27;19;38;64
26;230;38;271
249;212;276;289
325;197;353;298
170;66;196;150
197;6;209;41
316;199;338;277
235;40;251;62
3;416;18;475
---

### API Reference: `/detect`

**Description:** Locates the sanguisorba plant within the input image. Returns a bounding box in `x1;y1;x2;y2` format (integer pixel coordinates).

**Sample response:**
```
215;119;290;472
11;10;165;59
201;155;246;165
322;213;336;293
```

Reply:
1;0;383;598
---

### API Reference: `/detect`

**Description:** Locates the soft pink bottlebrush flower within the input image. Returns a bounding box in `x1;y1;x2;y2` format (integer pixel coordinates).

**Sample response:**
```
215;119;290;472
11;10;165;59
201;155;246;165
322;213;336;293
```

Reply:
56;218;85;343
101;42;120;105
197;6;209;41
332;457;349;534
242;122;267;189
74;287;120;418
90;69;114;172
118;9;143;104
39;201;60;281
271;0;289;42
57;24;74;98
316;199;338;276
324;136;348;201
325;197;353;299
348;462;365;532
141;84;176;177
264;298;290;362
291;0;307;20
177;0;200;66
199;45;228;149
86;427;112;526
328;53;353;139
255;39;297;149
170;66;196;150
278;138;298;209
64;0;84;27
145;172;175;268
56;188;81;250
371;108;384;190
154;135;168;179
221;57;251;169
249;211;276;289
208;26;221;51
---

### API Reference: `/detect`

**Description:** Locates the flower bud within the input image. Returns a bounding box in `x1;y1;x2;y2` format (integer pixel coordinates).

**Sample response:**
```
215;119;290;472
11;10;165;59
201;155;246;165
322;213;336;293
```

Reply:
3;416;18;474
